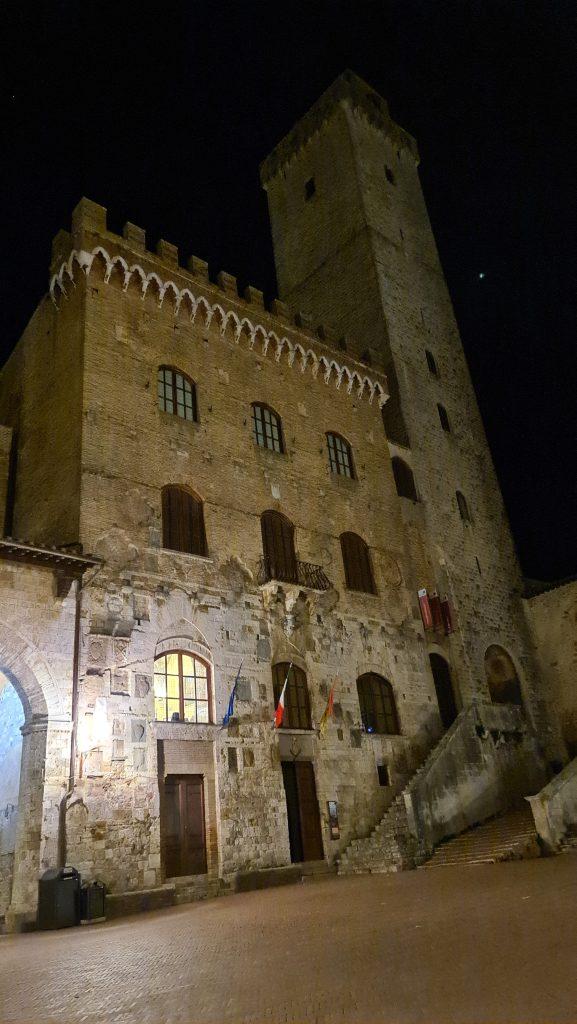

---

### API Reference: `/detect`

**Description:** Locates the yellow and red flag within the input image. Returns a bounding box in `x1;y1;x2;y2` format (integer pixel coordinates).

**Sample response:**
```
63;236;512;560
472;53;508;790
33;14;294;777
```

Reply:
319;684;335;736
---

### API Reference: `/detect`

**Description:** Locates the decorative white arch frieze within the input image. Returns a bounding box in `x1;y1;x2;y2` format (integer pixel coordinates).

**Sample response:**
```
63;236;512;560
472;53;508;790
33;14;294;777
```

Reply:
50;246;388;408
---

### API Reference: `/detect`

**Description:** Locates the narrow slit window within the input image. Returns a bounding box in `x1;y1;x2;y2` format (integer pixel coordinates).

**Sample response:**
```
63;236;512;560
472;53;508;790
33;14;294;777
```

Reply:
385;166;395;185
305;177;316;200
437;404;451;433
456;490;471;523
425;350;438;376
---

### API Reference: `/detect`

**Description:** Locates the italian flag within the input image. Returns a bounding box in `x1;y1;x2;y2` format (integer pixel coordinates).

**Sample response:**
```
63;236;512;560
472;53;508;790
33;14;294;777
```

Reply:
274;664;292;728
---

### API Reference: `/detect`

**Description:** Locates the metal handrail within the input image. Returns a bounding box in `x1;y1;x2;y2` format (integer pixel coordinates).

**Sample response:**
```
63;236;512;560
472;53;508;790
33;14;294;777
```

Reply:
257;557;331;591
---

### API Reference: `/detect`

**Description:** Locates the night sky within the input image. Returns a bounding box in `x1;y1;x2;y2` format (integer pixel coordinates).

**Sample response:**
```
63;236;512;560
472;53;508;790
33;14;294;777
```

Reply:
2;1;575;581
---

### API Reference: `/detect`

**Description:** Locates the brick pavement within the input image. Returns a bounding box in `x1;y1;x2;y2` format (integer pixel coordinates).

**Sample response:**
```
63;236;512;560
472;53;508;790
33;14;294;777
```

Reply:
1;856;577;1024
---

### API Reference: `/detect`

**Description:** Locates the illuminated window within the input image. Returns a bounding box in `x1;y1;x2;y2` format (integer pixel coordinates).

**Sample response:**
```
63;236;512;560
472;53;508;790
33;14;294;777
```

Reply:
326;432;354;478
272;663;311;730
340;532;376;594
252;403;284;453
357;674;399;735
162;485;207;556
305;177;316;200
437;404;451;432
154;651;211;723
157;367;197;422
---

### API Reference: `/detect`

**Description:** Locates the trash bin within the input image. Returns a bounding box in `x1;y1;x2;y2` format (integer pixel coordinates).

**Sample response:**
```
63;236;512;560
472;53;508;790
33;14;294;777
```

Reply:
37;866;81;930
80;881;107;923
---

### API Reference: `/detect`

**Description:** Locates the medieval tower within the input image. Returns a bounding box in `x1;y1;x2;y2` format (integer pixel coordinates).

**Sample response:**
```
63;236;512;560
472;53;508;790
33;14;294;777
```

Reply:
261;71;547;738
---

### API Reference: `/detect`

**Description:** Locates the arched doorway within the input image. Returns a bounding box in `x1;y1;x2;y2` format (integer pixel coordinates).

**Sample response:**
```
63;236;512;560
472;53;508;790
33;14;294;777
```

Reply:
429;653;458;730
0;676;25;921
485;646;523;706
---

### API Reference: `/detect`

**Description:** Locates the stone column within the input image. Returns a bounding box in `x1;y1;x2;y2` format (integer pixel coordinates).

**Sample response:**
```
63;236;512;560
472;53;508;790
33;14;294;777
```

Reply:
5;717;69;931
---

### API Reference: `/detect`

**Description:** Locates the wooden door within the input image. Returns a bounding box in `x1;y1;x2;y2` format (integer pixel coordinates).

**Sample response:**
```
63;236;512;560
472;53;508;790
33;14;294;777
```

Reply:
296;761;324;861
281;761;324;863
162;774;207;878
429;653;458;730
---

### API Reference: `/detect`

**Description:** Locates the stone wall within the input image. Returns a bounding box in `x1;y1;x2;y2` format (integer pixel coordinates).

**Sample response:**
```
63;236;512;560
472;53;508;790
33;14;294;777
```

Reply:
405;701;546;852
262;72;556;755
525;580;577;757
0;679;24;916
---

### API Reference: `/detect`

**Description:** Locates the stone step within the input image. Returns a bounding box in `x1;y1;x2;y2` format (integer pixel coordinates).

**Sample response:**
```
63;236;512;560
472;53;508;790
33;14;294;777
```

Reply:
420;806;539;869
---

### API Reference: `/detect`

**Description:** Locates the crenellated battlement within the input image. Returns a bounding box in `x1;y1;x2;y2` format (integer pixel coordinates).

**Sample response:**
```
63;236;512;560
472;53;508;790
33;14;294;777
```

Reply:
49;199;388;408
260;69;418;186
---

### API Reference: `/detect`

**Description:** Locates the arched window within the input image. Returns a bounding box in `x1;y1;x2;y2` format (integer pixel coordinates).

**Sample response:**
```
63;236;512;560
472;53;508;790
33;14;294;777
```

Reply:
261;510;297;583
252;403;284;453
340;532;376;594
326;432;354;478
429;653;458;729
154;651;211;723
162;485;207;556
425;350;438;376
158;366;197;422
272;663;311;730
485;646;523;707
437;404;451;433
456;490;471;523
357;674;399;734
391;457;418;500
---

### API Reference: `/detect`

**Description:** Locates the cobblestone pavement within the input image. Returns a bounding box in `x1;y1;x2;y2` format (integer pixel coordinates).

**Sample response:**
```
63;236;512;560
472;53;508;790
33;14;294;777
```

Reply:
2;855;577;1024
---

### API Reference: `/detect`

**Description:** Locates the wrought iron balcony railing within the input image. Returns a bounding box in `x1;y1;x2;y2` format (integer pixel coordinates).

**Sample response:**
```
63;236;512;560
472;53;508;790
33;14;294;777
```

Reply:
257;557;331;591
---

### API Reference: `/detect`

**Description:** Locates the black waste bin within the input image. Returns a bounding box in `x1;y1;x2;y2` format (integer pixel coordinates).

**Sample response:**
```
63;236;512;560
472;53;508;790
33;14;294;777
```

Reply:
37;867;81;930
80;881;106;923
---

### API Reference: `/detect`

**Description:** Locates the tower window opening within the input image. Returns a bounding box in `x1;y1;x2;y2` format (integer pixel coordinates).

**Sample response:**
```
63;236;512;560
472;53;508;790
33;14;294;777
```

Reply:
456;490;471;523
425;350;438;376
305;178;316;201
437;404;451;433
385;166;395;185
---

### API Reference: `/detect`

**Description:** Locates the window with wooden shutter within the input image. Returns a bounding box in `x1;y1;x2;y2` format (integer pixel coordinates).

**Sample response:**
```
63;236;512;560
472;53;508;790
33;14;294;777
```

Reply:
162;485;207;556
261;510;297;583
326;432;354;478
272;663;312;730
157;367;198;422
340;532;376;594
356;674;399;734
391;457;418;500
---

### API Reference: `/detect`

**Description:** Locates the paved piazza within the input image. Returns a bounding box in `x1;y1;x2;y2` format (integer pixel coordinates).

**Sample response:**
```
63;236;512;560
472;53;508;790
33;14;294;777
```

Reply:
1;857;577;1024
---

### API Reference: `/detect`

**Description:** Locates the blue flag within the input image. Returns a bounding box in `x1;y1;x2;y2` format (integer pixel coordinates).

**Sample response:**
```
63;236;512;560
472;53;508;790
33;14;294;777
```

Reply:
222;661;243;727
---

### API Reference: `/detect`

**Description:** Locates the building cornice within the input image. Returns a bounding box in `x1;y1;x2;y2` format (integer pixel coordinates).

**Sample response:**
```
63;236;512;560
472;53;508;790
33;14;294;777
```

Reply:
50;244;388;408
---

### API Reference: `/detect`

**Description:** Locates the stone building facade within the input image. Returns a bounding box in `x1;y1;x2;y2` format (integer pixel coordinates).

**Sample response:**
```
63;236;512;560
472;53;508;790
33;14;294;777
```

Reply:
0;72;564;929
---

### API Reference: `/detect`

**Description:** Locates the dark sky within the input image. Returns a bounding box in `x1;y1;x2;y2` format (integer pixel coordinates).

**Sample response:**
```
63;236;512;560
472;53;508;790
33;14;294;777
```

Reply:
1;1;575;581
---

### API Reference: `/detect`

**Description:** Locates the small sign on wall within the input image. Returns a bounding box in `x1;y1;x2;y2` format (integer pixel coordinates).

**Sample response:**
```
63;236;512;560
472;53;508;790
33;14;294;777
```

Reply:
327;800;340;840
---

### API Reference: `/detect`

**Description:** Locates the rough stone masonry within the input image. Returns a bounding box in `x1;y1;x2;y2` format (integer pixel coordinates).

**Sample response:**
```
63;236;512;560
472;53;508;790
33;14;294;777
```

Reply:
0;70;567;930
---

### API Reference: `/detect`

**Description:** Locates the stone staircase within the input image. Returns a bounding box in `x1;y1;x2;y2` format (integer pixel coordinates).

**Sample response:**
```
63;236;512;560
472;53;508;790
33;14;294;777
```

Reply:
338;789;425;875
419;803;540;868
338;700;542;877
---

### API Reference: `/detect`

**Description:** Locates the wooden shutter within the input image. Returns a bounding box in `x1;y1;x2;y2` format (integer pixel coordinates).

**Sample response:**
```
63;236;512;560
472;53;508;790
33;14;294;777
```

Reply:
162;486;207;556
273;663;311;730
261;512;297;583
341;533;376;594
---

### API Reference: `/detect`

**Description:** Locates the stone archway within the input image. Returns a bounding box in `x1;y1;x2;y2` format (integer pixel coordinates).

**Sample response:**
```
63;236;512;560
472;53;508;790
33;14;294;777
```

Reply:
485;645;523;707
0;622;71;931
